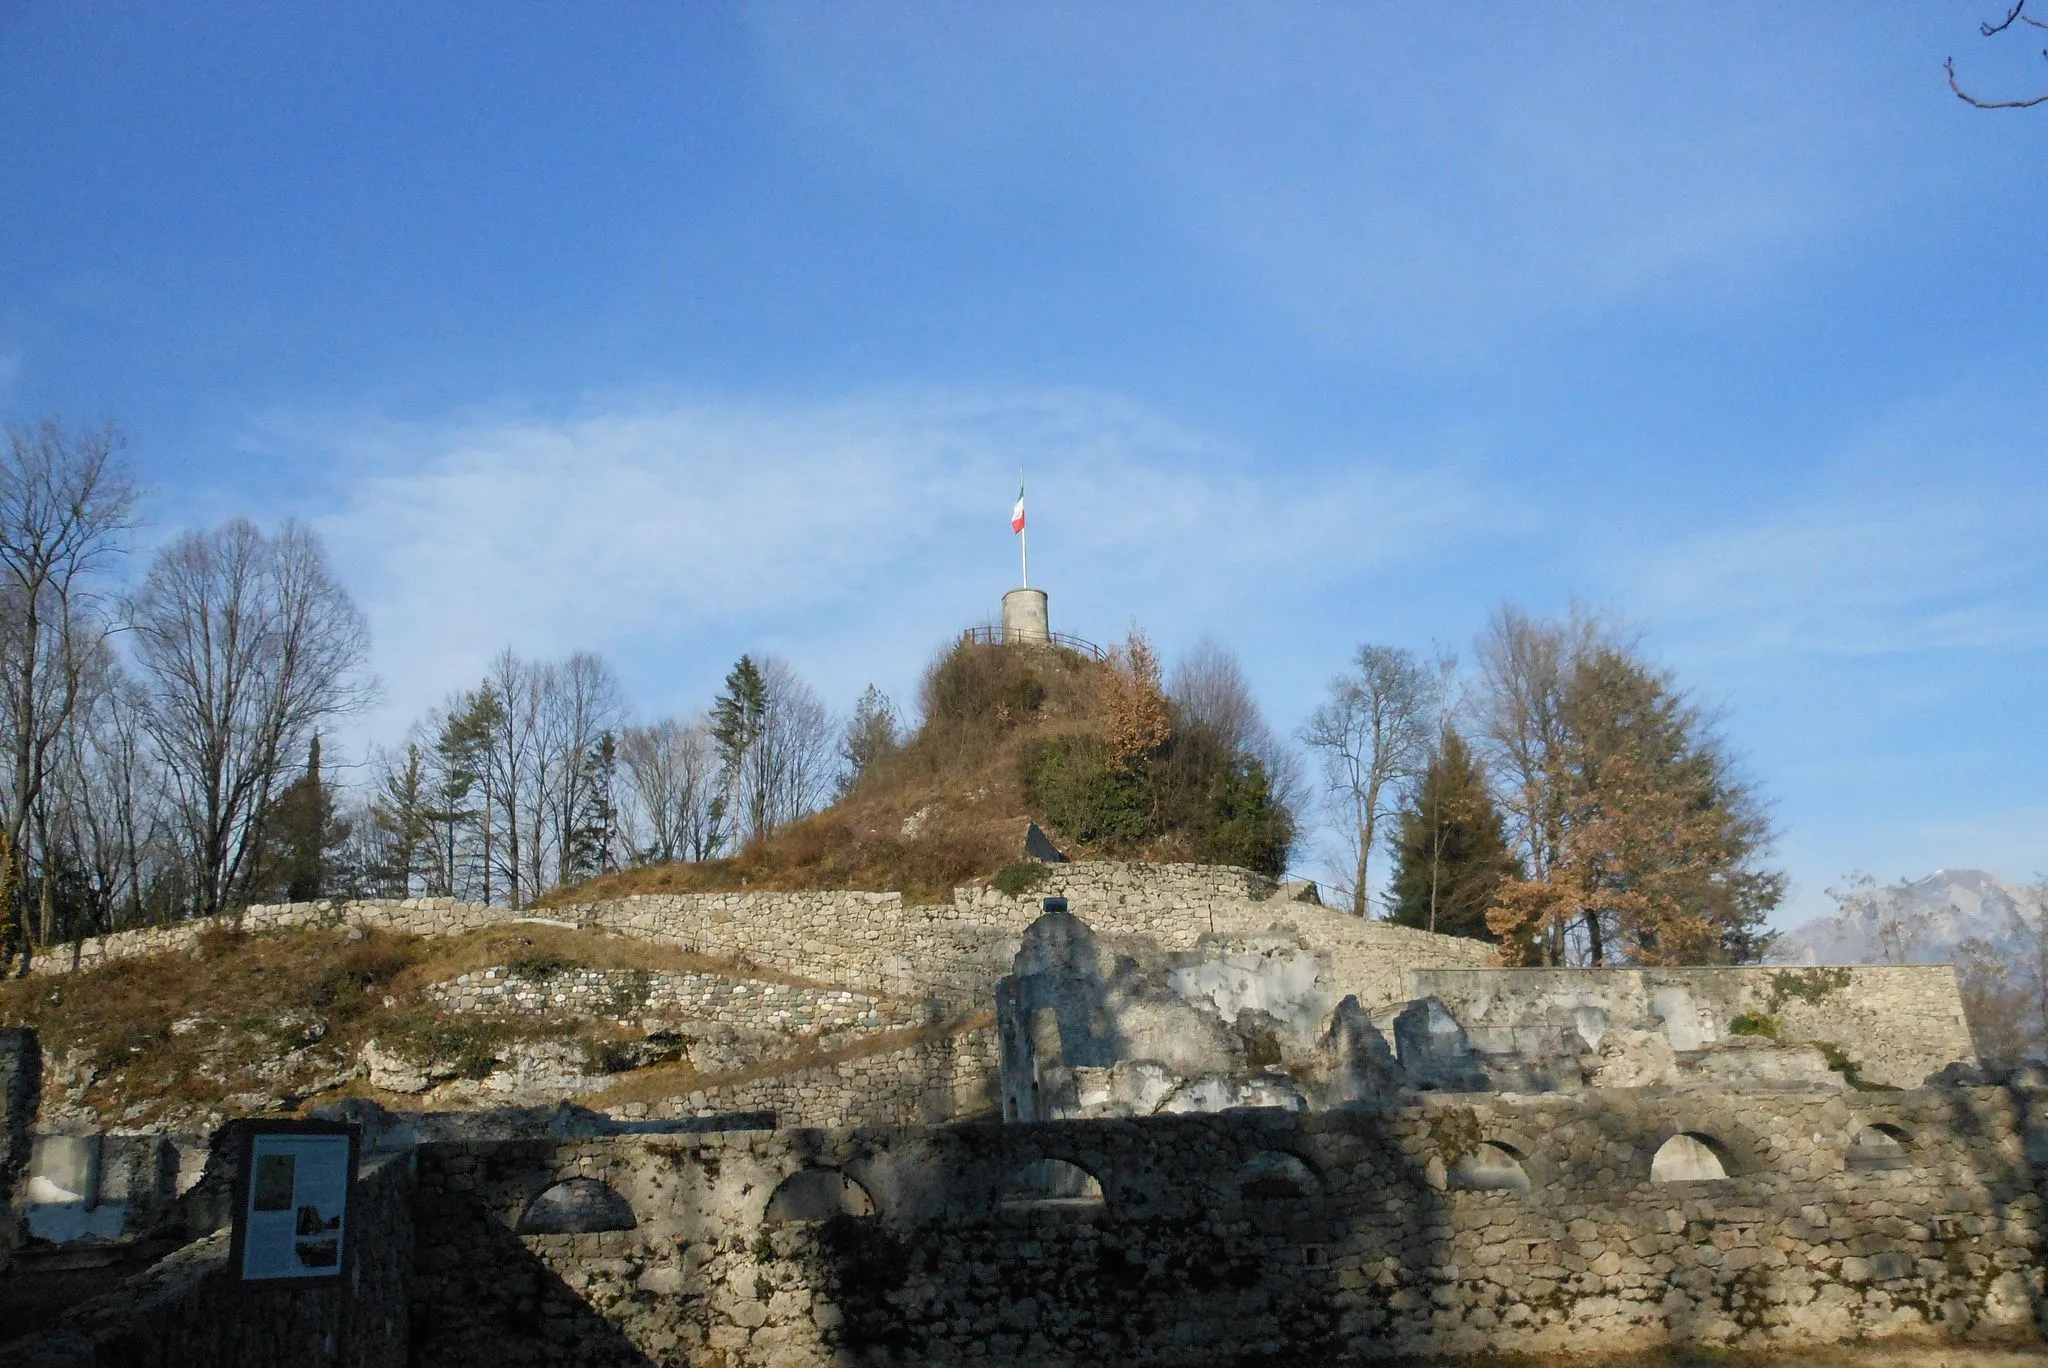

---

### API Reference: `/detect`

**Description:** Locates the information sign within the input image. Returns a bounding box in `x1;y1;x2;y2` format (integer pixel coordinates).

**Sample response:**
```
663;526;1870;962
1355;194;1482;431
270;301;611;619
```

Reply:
228;1120;358;1284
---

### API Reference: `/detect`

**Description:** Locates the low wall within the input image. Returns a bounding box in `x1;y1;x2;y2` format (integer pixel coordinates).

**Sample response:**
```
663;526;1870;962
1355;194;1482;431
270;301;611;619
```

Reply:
1410;964;1978;1091
406;1087;2047;1366
641;1022;1004;1129
0;1149;412;1368
426;966;897;1035
24;864;1493;1017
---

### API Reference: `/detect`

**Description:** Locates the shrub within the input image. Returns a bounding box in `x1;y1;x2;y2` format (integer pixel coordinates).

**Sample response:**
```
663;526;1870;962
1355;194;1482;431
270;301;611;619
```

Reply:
1019;735;1149;850
1728;1012;1779;1038
991;862;1052;898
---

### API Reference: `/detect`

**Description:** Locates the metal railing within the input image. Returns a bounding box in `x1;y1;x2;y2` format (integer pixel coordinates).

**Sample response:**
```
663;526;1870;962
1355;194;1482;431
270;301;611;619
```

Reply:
961;625;1108;661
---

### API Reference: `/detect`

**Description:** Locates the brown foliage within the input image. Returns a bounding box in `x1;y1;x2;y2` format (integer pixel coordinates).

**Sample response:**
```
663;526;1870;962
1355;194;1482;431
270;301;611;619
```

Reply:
1097;630;1170;771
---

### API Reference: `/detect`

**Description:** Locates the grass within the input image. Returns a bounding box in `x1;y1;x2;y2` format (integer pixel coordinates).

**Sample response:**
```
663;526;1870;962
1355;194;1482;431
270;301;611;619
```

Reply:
0;921;891;1124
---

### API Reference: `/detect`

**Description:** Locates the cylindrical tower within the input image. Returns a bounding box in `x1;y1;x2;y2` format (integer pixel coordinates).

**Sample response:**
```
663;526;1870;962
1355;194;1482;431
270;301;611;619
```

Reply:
1002;587;1050;645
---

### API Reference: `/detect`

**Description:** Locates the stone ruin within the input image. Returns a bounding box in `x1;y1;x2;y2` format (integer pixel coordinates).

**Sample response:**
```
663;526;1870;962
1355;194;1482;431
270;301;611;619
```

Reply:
993;904;1980;1123
5;872;2040;1368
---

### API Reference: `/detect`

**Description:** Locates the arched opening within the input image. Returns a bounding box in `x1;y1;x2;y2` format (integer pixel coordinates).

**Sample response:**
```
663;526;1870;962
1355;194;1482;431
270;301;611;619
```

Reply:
517;1178;637;1234
1846;1123;1914;1172
1450;1141;1531;1193
1650;1133;1731;1183
763;1168;876;1224
1001;1158;1103;1209
1239;1150;1319;1201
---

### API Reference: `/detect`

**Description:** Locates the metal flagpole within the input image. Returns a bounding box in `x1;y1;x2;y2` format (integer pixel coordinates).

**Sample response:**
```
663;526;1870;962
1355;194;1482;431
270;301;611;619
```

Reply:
1019;468;1029;588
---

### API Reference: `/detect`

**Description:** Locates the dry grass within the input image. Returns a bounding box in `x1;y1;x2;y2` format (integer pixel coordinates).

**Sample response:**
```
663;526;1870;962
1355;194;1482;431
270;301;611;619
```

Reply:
0;922;894;1124
1450;1342;2047;1368
546;638;1190;907
587;1008;994;1108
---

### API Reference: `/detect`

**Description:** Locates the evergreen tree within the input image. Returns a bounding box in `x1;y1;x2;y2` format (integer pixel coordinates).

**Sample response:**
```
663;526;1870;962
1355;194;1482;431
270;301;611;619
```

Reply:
564;730;619;881
837;684;899;798
265;735;349;903
370;744;433;896
711;655;770;836
1385;728;1518;940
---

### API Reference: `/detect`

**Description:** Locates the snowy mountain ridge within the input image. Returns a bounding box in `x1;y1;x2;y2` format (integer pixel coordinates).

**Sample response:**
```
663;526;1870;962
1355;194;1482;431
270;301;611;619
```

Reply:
1768;868;2041;967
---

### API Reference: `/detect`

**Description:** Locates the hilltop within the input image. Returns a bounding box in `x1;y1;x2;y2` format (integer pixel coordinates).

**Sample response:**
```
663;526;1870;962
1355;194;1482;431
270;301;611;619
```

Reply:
547;632;1295;906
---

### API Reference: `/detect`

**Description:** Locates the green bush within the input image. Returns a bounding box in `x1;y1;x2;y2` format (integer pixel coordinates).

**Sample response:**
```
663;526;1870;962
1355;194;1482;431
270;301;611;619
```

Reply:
991;862;1052;897
1727;1012;1779;1038
1019;735;1150;849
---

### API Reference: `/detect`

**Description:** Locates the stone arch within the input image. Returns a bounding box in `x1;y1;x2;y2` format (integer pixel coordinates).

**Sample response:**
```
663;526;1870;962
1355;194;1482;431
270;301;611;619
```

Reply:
1000;1157;1104;1209
1238;1150;1320;1201
517;1177;637;1234
1449;1141;1531;1193
1846;1123;1914;1172
1650;1132;1732;1183
763;1168;877;1224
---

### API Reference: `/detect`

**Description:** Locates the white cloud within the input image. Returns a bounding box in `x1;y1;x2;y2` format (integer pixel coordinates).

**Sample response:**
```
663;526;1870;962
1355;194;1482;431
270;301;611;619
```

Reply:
296;388;1494;742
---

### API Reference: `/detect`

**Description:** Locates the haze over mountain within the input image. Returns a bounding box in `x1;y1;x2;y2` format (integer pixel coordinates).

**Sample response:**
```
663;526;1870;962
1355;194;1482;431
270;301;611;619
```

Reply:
1768;868;2040;967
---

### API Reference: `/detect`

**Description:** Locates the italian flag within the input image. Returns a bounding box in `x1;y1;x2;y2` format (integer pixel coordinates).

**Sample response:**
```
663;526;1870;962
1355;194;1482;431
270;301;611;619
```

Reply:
1011;482;1026;534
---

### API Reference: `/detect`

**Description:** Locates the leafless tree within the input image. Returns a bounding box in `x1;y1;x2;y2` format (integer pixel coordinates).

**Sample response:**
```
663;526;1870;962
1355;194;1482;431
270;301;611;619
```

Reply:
1826;872;1934;966
619;714;726;864
129;519;371;916
540;650;623;886
755;657;834;836
0;419;136;969
1299;645;1438;915
1471;607;1603;892
1169;636;1309;820
1948;1;2048;109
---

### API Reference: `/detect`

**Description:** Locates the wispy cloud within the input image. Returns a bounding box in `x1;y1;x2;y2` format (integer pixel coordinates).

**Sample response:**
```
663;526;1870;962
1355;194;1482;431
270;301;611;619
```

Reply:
287;387;1495;739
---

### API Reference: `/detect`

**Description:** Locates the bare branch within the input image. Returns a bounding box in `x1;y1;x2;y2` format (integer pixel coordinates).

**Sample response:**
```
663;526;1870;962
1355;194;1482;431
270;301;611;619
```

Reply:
1947;55;2048;107
1982;0;2029;36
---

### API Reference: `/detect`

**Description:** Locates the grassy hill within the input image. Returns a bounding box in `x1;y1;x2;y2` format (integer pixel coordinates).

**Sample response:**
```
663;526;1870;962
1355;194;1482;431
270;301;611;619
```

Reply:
549;634;1294;907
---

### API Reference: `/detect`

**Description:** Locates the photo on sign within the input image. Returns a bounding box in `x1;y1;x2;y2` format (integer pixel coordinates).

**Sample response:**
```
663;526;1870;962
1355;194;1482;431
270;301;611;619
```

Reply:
295;1238;340;1268
253;1154;296;1212
295;1204;339;1236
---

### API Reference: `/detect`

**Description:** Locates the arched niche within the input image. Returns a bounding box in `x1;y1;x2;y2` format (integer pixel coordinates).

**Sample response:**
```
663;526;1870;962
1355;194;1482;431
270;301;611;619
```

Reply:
1000;1158;1104;1209
517;1177;637;1234
1650;1133;1731;1183
1449;1141;1531;1193
1239;1150;1319;1201
763;1169;877;1224
1846;1123;1914;1172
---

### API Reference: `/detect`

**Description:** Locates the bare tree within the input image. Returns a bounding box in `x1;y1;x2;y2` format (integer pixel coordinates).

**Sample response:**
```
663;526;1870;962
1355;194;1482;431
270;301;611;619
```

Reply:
619;714;726;864
1299;645;1437;915
541;650;623;887
130;519;371;916
1827;872;1934;966
0;419;136;970
1948;1;2048;109
758;657;834;833
1169;636;1308;821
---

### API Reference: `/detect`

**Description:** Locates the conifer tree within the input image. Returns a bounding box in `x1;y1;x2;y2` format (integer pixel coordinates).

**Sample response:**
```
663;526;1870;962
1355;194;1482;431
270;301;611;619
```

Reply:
1385;728;1517;940
266;735;348;902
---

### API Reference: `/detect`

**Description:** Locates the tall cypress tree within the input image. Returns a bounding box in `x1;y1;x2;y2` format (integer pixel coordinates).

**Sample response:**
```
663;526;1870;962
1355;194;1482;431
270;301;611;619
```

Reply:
267;735;349;903
1385;728;1518;939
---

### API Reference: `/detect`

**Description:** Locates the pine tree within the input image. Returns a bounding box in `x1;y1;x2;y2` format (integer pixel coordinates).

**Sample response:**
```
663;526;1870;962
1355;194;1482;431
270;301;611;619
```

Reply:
1385;728;1518;940
370;744;433;896
711;655;770;837
265;735;349;903
564;730;619;881
837;684;899;798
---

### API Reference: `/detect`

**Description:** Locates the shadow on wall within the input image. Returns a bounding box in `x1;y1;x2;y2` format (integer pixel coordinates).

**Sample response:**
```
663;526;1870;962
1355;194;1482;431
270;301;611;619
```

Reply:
410;1172;655;1368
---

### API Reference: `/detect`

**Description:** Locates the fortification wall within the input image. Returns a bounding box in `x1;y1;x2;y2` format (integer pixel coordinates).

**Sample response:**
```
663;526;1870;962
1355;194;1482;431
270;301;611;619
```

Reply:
633;1022;1004;1130
1411;964;1977;1091
407;1087;2048;1366
25;863;1491;1016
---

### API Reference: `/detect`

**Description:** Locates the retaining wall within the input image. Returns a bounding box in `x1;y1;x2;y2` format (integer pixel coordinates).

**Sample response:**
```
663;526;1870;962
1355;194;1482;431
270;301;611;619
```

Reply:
406;1086;2048;1366
1410;964;1978;1091
26;863;1492;1015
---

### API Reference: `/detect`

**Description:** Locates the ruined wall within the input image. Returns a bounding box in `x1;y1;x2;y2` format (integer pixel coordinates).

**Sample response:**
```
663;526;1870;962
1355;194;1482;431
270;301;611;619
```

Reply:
24;863;1491;1017
629;1023;1003;1130
1410;965;1977;1091
426;967;900;1036
0;1149;412;1368
2;1028;41;1273
407;1087;2046;1366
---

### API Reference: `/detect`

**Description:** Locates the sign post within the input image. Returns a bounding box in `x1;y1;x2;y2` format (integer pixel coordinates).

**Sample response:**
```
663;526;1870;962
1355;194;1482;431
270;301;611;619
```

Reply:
228;1120;358;1285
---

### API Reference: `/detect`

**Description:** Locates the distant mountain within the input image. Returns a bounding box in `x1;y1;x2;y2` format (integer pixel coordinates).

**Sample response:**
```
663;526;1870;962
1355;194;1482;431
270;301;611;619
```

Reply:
1767;869;2040;966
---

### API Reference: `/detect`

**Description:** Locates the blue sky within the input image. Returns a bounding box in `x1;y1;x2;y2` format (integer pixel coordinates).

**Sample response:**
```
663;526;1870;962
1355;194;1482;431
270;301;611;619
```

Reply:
4;5;2045;921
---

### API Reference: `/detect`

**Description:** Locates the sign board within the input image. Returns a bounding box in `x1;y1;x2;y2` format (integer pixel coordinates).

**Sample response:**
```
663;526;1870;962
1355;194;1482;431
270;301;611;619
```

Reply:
228;1120;358;1284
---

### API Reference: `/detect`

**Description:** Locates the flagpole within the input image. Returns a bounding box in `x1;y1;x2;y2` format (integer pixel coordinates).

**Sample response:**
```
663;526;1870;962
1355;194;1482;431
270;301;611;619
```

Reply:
1019;468;1029;588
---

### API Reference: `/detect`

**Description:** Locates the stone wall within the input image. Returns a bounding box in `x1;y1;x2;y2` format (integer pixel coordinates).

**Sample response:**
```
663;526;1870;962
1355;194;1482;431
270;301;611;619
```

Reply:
23;863;1492;1017
0;1148;412;1368
1410;965;1978;1091
405;1085;2047;1366
2;1028;41;1274
629;1022;1003;1130
426;967;899;1035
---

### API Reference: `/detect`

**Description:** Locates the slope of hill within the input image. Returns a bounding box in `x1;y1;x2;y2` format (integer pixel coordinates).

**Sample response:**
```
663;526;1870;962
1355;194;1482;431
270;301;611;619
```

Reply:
550;633;1294;906
1768;869;2038;966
